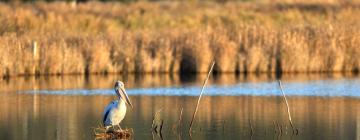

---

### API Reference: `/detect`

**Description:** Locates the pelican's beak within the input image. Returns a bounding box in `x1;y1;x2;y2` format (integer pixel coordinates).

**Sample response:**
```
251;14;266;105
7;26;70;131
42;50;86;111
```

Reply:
120;87;133;109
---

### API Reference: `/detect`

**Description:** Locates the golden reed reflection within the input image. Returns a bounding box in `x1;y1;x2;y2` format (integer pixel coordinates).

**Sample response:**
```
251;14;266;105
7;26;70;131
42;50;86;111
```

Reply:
0;73;355;92
0;94;358;139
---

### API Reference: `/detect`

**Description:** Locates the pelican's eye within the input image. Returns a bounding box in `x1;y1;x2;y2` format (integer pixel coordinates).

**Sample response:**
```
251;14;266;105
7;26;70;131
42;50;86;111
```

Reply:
118;82;124;88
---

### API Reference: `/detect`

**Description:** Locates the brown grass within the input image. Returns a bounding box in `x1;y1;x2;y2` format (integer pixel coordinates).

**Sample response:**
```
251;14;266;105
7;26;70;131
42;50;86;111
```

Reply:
0;1;359;77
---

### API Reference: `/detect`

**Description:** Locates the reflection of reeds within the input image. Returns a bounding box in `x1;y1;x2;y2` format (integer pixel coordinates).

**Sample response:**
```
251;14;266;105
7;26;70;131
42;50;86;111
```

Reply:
0;2;360;77
0;73;352;92
0;94;358;139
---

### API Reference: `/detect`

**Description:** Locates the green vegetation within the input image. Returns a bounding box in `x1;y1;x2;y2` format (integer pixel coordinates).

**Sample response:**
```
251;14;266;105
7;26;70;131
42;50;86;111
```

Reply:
0;1;359;77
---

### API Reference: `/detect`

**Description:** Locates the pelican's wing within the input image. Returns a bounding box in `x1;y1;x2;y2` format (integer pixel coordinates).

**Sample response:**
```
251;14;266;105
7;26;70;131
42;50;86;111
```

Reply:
103;109;111;125
102;100;118;126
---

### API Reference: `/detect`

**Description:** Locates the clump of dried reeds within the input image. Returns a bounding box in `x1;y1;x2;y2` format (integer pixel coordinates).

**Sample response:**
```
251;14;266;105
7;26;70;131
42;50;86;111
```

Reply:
93;126;133;139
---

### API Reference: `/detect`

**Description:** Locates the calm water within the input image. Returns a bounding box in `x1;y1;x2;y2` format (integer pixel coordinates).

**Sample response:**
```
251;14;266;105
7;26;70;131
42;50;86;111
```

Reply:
0;74;359;140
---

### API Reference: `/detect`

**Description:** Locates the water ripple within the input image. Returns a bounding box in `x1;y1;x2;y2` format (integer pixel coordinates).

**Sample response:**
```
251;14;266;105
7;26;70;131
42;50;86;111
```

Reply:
19;78;360;97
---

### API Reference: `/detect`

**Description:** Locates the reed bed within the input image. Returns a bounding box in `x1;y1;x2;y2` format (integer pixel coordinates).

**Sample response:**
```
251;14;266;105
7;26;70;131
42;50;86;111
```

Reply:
0;2;359;77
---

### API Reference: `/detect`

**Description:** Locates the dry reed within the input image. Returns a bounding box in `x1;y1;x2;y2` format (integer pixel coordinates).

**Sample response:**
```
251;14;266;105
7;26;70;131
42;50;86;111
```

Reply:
278;80;298;135
189;61;215;133
0;2;359;77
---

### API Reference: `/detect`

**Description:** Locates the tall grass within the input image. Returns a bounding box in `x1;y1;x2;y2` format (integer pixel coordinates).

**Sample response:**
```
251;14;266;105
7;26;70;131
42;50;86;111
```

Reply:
0;1;359;77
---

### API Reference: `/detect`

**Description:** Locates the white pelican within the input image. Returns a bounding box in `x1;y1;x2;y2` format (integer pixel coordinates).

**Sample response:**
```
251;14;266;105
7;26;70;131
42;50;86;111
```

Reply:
103;81;133;132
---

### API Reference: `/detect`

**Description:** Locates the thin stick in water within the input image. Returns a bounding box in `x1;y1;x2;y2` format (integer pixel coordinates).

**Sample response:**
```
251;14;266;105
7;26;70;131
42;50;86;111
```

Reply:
273;121;277;134
249;119;254;136
222;120;226;133
278;80;298;135
178;108;183;128
172;107;183;132
189;61;216;133
159;120;164;133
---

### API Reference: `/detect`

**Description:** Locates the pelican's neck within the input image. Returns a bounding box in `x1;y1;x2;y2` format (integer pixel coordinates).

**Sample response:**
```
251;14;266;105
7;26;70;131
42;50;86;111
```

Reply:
117;97;125;108
115;88;125;108
115;89;121;100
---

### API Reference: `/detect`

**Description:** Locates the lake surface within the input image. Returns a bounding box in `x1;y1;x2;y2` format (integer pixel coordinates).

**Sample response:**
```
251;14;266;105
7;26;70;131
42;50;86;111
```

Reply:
0;73;359;140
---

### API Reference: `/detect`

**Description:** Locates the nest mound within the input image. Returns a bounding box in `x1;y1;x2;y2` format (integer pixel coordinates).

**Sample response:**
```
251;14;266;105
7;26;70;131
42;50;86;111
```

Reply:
94;127;133;139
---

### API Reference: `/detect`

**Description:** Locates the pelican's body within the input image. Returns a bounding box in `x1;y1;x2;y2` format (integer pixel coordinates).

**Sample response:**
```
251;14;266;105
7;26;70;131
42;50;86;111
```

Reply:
103;100;127;127
102;81;133;131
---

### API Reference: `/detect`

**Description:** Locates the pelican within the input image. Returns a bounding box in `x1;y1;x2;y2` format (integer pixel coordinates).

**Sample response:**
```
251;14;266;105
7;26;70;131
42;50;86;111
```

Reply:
103;81;133;132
